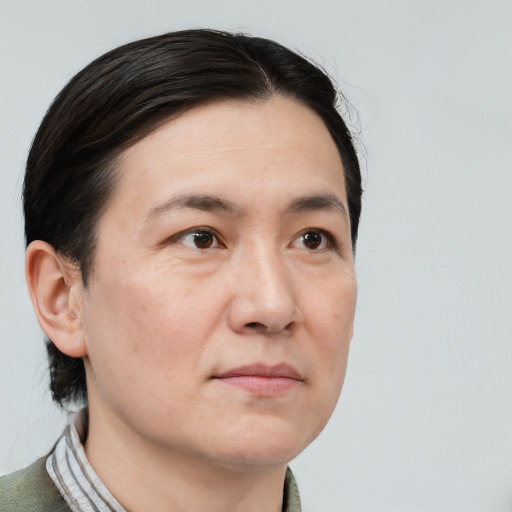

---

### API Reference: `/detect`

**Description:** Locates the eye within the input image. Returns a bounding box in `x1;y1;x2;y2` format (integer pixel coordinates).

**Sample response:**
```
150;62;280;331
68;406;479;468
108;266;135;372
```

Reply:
176;229;222;249
292;230;334;251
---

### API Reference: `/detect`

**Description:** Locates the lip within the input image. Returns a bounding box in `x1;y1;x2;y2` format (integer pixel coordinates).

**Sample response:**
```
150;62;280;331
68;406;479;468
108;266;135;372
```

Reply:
214;363;303;395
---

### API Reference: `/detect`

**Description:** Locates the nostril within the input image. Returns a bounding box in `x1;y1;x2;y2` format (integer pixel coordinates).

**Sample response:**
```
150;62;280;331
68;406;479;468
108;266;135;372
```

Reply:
246;322;264;329
245;321;295;333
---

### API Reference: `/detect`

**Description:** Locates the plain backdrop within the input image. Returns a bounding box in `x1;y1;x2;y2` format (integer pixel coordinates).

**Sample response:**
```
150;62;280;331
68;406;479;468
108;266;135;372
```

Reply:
1;1;511;511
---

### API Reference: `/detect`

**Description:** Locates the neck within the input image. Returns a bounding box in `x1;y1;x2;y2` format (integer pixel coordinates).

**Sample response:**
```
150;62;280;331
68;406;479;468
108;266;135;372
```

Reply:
84;400;287;512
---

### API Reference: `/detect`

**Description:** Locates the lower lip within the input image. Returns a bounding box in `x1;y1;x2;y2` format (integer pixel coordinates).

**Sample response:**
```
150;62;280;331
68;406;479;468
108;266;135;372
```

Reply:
217;376;300;394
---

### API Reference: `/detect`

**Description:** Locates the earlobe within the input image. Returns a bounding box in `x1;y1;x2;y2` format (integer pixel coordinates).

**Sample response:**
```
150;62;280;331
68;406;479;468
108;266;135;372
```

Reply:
25;240;87;358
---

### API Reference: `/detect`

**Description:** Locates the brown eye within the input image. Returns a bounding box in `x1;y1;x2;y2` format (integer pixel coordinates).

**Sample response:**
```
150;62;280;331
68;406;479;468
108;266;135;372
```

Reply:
303;231;324;249
193;231;215;248
292;230;333;251
176;229;221;249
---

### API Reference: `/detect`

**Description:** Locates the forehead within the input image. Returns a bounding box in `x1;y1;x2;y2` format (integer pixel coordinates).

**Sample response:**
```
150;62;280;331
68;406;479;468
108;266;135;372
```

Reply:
109;96;346;217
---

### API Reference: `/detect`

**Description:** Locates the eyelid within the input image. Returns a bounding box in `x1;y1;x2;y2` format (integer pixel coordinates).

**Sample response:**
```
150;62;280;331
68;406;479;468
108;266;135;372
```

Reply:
166;226;224;248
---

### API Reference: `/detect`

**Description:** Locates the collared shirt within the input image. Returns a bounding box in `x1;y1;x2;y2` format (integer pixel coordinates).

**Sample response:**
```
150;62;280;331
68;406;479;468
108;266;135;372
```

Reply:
46;409;301;512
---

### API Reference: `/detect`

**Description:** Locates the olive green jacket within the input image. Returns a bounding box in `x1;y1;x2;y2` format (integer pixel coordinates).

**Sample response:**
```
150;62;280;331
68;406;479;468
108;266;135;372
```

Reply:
0;458;302;512
0;458;69;511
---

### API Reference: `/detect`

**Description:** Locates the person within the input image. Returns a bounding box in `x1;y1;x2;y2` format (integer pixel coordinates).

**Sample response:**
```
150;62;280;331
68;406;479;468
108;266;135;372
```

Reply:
0;28;362;512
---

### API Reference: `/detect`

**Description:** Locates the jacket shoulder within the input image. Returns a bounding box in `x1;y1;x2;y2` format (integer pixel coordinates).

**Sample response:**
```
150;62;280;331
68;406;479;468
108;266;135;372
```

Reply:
0;457;70;512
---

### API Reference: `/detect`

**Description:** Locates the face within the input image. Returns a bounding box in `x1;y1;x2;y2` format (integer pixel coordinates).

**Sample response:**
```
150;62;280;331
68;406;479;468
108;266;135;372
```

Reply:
80;96;357;470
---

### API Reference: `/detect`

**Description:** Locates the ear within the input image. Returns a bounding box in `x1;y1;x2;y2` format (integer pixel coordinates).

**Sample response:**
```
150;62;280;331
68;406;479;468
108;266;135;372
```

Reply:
25;240;87;358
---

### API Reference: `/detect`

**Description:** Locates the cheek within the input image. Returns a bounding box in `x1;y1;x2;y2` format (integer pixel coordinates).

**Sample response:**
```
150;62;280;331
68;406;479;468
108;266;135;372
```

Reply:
82;263;224;398
301;270;356;416
305;270;356;353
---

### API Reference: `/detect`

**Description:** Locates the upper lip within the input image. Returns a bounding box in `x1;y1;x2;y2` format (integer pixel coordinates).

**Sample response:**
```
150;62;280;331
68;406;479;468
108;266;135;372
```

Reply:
216;363;303;381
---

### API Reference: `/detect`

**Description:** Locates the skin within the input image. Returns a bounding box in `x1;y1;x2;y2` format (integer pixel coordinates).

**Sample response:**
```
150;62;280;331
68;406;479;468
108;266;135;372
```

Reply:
26;95;357;512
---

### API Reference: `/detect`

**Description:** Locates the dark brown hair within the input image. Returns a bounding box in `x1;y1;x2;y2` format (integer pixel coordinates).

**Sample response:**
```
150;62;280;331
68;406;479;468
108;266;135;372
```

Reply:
24;29;363;406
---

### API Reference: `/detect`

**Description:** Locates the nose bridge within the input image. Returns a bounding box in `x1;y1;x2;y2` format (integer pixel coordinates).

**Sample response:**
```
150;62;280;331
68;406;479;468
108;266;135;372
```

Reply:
248;241;290;300
229;237;300;333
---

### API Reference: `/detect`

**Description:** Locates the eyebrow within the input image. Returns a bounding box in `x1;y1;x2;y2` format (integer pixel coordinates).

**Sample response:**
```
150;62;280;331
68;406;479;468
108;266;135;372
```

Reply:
147;193;245;220
287;195;348;217
146;193;348;221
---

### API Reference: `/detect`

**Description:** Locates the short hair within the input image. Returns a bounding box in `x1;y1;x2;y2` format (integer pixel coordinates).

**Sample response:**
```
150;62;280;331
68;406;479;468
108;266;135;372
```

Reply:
23;29;363;407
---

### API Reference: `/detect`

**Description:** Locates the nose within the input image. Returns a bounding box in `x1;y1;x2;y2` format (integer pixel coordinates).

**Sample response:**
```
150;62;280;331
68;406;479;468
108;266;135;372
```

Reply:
227;246;303;336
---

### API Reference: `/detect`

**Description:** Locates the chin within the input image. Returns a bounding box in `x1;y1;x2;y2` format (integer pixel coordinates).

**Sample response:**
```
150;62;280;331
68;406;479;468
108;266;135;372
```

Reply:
203;416;324;471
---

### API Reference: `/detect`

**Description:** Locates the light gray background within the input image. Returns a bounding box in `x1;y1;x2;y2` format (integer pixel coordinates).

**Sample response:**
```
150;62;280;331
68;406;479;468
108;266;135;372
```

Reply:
1;1;511;511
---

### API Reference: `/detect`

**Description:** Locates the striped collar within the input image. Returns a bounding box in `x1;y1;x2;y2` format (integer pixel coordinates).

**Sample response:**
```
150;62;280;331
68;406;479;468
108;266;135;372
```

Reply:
46;408;301;512
46;409;125;512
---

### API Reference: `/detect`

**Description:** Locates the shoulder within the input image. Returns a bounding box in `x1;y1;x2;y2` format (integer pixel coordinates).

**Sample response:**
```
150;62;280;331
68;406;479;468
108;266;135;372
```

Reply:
0;457;70;512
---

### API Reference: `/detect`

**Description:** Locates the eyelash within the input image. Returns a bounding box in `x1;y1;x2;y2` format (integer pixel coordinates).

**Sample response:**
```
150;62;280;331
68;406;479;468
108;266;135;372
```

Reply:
167;227;339;252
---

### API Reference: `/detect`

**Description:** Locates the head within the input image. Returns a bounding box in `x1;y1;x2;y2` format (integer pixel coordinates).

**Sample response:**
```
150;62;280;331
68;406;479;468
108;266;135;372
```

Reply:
24;29;362;467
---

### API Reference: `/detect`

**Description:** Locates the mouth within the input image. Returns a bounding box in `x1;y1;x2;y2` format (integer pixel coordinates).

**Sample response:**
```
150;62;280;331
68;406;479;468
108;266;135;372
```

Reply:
214;363;303;395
